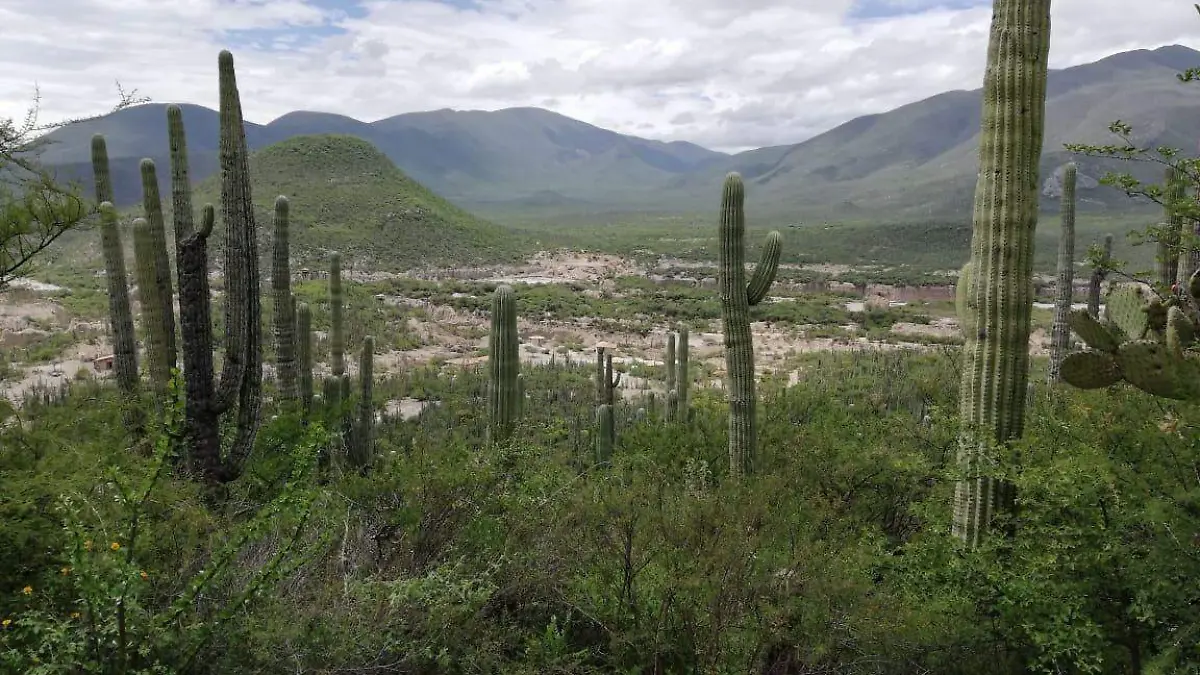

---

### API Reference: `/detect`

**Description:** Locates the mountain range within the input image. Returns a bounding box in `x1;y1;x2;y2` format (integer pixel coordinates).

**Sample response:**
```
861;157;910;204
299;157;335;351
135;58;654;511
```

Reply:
32;44;1200;221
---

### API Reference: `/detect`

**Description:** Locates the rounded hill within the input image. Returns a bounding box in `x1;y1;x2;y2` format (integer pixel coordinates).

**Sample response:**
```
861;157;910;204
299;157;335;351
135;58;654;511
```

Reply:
194;134;521;269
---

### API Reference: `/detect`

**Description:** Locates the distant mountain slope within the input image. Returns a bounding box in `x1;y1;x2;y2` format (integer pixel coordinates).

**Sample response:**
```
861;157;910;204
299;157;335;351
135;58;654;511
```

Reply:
189;134;522;270
678;44;1200;219
31;45;1200;221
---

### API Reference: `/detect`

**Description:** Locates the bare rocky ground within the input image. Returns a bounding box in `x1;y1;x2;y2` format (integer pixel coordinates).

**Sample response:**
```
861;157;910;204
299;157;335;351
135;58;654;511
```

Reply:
0;251;1054;405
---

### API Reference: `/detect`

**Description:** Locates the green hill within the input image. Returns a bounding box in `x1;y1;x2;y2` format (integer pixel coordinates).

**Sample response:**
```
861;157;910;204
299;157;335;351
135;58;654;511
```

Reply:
192;134;523;270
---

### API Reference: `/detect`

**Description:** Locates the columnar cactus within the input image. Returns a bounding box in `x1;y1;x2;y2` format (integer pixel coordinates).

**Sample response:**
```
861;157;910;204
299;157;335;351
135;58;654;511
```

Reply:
272;196;297;401
1048;162;1077;383
488;284;520;444
717;172;782;476
329;252;345;377
132;217;171;392
97;202;138;399
168;54;264;483
952;0;1051;547
91;134;113;204
296;300;313;415
139;158;178;379
1087;234;1113;319
349;336;374;465
595;404;614;466
665;333;677;418
1159;166;1185;288
676;324;690;422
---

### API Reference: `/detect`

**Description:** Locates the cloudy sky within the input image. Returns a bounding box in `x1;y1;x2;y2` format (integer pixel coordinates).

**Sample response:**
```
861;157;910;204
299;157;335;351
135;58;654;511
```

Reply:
1;0;1198;152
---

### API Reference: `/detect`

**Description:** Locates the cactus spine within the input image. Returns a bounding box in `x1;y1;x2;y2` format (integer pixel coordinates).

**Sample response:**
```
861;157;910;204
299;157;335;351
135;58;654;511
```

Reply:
329;252;345;377
271;196;297;401
487;285;520;443
1087;234;1113;318
98;202;139;399
169;54;263;483
952;0;1051;547
296;301;313;415
349;336;374;465
1048;162;1077;383
676;324;690;422
717;172;782;476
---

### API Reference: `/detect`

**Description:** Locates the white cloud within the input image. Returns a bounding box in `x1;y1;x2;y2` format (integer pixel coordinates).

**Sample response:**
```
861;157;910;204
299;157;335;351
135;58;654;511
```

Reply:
2;0;1198;153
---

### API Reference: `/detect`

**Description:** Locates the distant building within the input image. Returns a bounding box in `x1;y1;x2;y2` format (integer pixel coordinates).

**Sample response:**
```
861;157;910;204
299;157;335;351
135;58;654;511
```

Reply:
93;355;115;372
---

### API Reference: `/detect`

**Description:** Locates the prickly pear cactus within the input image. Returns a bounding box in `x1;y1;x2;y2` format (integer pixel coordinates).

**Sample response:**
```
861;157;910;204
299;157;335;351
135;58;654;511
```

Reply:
1061;272;1200;400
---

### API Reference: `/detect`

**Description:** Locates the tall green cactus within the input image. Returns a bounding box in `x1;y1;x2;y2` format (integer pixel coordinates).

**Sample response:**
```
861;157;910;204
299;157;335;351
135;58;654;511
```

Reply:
271;196;297;401
717;172;782;476
1159;166;1186;288
488;284;520;443
349;336;375;465
97;202;139;400
596;347;621;405
665;333;677;419
329;252;345;377
676;324;690;422
139;158;178;379
132;217;171;392
296;300;314;415
1048;162;1077;383
952;0;1051;547
168;54;263;483
91;134;113;204
1087;234;1113;319
595;403;614;466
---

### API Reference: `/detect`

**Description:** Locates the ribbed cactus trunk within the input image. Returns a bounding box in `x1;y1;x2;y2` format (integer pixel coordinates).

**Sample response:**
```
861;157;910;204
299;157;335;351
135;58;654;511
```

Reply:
1087;234;1113;319
139;159;178;379
329;252;345;377
271;196;297;401
296;300;313;415
349;336;374;465
132;217;170;392
487;285;520;444
595;404;614;466
1159;166;1185;289
953;0;1051;547
1048;162;1077;383
717;172;782;476
665;333;677;419
676;325;690;422
91;134;113;204
97;202;139;400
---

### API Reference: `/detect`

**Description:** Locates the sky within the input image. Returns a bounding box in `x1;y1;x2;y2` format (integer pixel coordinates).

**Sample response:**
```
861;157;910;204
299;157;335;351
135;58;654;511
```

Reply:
1;0;1198;153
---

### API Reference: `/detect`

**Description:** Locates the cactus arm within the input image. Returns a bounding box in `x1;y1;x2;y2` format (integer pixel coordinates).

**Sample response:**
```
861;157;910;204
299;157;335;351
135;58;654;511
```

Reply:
139;159;178;377
98;202;139;397
296;301;314;415
745;230;783;306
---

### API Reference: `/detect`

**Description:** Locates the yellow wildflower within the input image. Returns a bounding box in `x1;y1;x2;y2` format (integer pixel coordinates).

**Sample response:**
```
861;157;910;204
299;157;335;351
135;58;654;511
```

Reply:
21;586;32;595
139;571;148;580
110;542;120;551
61;566;71;576
70;612;80;619
84;540;92;551
2;619;11;627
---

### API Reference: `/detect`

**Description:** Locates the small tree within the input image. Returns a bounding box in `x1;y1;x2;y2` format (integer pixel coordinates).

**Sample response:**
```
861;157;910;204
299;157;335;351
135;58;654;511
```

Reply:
0;83;147;289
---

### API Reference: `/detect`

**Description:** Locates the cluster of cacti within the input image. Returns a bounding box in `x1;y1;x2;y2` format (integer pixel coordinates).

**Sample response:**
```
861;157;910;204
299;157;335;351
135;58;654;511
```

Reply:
1087;234;1113;318
952;0;1051;547
717;172;782;476
93;134;140;411
1060;274;1200;400
1048;162;1078;383
596;346;620;405
487;285;520;444
272;196;298;402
